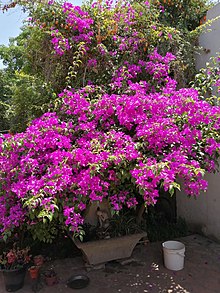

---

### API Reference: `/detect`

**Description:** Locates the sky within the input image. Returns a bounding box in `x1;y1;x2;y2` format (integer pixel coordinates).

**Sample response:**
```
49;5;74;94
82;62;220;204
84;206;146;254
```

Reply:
0;0;83;45
0;1;82;67
0;5;26;46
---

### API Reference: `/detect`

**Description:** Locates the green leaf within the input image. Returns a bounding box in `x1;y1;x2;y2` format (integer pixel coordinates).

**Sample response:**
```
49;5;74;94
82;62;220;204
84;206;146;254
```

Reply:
169;185;175;196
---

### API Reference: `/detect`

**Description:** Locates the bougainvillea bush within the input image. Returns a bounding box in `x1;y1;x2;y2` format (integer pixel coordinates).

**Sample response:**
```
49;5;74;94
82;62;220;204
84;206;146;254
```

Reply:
0;0;219;242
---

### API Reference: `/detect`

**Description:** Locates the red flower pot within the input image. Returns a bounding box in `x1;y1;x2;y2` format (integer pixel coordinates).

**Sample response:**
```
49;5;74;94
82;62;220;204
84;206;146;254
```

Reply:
33;255;44;267
28;266;39;279
45;275;58;286
44;269;58;286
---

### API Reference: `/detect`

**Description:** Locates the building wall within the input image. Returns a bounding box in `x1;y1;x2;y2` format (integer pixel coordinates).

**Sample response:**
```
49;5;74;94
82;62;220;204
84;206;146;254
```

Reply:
196;3;220;70
177;3;220;241
177;171;220;241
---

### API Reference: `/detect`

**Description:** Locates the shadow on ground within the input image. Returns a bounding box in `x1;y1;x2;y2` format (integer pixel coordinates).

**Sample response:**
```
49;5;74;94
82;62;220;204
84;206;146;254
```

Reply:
1;234;220;293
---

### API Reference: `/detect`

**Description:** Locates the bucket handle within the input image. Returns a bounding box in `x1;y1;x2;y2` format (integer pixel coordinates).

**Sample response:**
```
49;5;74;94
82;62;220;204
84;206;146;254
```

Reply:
177;252;185;257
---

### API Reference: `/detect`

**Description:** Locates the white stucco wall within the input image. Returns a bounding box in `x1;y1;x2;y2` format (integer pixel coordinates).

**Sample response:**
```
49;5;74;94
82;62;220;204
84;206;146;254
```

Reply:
177;4;220;241
177;171;220;241
196;3;220;70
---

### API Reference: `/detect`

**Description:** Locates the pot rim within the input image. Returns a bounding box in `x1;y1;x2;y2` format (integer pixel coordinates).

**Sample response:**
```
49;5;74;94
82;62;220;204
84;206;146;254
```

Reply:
1;266;26;273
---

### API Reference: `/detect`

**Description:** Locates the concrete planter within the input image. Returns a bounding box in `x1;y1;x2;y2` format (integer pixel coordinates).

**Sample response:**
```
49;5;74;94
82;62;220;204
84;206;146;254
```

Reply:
73;232;147;265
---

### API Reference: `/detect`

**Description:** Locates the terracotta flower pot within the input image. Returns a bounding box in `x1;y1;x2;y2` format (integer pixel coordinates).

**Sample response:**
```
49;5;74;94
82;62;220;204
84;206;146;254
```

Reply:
44;270;58;286
28;266;39;279
45;275;58;286
33;255;44;267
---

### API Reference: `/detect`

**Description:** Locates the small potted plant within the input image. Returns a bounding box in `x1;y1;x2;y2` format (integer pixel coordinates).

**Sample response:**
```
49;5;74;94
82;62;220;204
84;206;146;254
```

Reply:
43;269;58;286
0;244;31;292
33;255;44;267
28;265;39;280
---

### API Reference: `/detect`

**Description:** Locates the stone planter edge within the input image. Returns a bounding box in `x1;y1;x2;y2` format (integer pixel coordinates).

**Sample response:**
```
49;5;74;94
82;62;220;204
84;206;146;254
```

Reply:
73;231;147;265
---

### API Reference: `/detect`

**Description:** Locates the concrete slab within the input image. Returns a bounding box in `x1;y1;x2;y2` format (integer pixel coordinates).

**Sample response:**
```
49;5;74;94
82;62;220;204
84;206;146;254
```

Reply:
1;234;220;293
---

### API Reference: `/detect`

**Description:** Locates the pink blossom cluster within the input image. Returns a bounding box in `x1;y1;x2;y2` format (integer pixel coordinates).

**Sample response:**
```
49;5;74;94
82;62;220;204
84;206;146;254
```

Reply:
48;3;94;55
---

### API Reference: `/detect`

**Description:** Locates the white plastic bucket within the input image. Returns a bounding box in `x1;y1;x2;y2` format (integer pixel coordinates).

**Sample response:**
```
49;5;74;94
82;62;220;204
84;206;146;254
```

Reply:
162;241;185;271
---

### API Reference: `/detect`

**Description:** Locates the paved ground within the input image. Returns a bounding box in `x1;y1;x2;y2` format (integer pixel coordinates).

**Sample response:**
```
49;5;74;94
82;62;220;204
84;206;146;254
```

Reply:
1;234;220;293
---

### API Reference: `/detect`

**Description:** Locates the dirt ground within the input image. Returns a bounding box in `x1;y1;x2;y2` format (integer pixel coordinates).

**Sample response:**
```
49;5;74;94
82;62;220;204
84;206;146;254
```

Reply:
1;234;220;293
